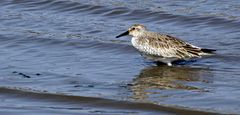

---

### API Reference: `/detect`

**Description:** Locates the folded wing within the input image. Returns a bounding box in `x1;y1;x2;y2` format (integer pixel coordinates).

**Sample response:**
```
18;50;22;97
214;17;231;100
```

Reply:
143;34;211;59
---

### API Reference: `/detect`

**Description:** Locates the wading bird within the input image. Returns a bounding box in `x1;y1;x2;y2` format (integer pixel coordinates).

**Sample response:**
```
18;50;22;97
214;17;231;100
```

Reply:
116;24;215;66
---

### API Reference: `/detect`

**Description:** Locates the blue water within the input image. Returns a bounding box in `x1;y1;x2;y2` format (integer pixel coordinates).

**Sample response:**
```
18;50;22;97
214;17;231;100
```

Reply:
0;0;240;114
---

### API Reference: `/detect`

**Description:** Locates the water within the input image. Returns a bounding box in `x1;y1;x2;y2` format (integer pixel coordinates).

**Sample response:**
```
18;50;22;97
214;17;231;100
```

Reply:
0;0;240;114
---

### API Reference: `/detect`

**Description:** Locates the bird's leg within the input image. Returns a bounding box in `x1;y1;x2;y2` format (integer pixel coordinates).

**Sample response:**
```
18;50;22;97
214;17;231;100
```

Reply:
167;63;172;66
156;61;172;66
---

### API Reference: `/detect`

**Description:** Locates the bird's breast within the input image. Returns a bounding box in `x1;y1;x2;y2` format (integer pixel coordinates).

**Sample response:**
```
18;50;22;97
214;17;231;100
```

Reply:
131;37;146;52
131;37;139;48
131;37;166;57
131;37;154;54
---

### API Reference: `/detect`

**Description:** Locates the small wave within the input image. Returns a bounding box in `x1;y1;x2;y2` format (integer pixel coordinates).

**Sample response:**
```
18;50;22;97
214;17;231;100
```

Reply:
0;87;219;114
1;0;240;31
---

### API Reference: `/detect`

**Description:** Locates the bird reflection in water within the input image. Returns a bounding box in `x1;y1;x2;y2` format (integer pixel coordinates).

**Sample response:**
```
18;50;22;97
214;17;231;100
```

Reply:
129;65;213;100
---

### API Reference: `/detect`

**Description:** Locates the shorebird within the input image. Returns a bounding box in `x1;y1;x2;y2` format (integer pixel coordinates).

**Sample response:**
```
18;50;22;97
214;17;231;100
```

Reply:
116;24;215;66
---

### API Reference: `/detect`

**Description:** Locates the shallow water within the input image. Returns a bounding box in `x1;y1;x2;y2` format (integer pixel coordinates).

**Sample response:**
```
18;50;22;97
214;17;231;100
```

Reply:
0;0;240;114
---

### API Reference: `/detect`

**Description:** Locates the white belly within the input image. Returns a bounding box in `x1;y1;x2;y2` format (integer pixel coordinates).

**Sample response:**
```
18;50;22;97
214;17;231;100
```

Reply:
131;37;179;64
142;53;178;63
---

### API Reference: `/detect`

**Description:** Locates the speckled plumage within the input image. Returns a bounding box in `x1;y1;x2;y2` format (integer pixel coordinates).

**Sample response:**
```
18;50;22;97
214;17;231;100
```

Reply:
116;24;215;66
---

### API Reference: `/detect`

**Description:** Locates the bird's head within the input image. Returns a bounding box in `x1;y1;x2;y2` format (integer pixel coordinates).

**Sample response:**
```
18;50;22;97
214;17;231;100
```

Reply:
116;24;147;38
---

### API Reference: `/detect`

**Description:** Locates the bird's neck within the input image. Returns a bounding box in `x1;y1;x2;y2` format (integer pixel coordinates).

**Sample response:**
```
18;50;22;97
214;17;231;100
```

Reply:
132;31;149;38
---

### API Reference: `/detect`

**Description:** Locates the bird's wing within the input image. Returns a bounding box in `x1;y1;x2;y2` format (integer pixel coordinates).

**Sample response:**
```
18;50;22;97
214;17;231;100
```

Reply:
144;34;203;59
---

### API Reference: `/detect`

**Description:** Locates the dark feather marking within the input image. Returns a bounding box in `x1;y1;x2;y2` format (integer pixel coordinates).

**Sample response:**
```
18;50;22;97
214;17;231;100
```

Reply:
201;48;216;53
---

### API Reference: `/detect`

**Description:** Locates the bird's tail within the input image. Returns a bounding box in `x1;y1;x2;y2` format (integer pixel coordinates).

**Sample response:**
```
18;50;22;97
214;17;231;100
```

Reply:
201;48;216;55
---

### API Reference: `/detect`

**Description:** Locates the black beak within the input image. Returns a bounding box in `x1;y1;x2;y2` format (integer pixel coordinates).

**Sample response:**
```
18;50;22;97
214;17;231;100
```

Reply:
116;31;129;38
